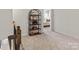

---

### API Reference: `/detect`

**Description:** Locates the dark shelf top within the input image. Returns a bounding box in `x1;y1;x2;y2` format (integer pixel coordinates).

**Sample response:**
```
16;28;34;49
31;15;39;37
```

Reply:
29;28;41;30
29;24;41;25
29;19;41;20
30;14;41;16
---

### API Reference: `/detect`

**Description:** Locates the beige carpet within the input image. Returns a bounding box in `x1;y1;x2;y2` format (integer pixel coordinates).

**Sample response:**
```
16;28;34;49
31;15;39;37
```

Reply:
22;32;79;50
22;34;57;50
1;32;79;50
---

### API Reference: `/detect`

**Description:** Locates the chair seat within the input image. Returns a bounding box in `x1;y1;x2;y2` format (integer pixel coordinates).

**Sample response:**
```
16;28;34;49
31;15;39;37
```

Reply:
8;35;16;39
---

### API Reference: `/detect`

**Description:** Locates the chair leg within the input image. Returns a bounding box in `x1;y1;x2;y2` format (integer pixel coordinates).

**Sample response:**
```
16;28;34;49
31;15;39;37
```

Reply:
8;38;11;50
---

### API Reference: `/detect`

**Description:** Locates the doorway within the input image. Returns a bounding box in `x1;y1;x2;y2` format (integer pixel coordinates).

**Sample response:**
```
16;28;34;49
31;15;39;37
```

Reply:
43;9;54;33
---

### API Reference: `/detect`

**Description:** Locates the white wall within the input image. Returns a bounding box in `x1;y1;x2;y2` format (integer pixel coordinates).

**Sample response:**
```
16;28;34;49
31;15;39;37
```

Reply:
51;9;54;31
13;9;43;36
13;9;30;36
0;9;13;40
54;9;79;37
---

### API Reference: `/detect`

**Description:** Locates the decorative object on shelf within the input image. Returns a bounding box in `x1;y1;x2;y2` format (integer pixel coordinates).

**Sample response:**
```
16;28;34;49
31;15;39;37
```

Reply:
29;9;41;36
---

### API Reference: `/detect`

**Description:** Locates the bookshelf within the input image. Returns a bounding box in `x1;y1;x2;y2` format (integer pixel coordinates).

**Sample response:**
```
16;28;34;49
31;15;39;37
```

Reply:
29;9;41;36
